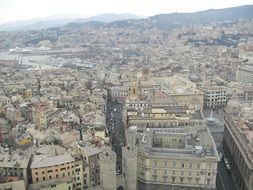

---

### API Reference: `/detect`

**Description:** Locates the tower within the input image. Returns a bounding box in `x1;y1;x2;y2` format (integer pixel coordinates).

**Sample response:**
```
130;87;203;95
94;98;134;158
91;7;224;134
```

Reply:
130;80;138;100
142;67;150;81
99;149;117;190
122;146;137;190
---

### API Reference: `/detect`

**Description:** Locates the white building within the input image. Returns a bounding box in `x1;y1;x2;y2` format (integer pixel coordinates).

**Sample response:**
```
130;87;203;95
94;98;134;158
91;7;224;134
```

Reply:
236;65;253;85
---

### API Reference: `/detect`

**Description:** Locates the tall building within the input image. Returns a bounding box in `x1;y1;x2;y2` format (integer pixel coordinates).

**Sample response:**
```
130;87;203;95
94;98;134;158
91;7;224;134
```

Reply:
137;126;219;190
122;146;138;190
236;65;253;85
99;148;117;190
223;99;253;190
77;144;101;187
123;109;219;190
141;67;150;81
130;80;138;100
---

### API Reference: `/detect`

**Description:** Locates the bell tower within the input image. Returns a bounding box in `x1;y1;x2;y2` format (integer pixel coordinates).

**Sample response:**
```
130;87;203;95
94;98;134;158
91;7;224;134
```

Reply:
130;80;138;100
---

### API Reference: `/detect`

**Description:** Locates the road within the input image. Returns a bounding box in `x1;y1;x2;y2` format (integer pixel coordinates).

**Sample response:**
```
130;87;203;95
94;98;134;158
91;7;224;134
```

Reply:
216;160;237;190
106;99;125;174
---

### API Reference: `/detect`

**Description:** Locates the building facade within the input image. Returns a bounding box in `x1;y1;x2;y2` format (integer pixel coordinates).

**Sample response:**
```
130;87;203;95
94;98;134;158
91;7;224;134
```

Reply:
236;65;253;85
223;100;253;190
198;86;227;109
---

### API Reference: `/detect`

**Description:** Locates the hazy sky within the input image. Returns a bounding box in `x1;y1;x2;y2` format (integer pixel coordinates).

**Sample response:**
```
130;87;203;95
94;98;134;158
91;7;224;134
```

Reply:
0;0;253;24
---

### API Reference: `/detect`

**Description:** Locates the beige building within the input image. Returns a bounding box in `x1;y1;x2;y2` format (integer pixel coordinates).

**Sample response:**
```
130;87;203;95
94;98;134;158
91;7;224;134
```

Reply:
123;123;219;190
223;99;253;190
29;177;73;190
77;143;101;188
32;100;59;130
0;150;31;188
126;105;203;130
30;154;76;187
0;180;26;190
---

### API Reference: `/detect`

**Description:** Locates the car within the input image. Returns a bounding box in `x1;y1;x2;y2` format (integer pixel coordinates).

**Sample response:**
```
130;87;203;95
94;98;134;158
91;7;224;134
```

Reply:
223;157;229;165
225;163;231;173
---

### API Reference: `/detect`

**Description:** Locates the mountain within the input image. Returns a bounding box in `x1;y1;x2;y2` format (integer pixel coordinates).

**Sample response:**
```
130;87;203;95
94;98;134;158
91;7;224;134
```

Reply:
73;13;140;23
0;13;140;31
107;5;253;30
0;5;252;31
149;5;253;29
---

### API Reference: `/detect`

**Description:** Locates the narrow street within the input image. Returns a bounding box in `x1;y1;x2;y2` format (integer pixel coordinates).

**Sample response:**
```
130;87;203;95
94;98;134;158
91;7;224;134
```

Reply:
106;99;125;174
216;159;237;190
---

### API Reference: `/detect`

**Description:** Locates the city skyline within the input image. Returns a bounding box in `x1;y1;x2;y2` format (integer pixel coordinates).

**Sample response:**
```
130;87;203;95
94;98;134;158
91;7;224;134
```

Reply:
0;0;253;24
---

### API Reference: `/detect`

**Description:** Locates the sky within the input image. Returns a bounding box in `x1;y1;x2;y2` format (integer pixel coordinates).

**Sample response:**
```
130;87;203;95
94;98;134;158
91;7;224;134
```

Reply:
0;0;253;24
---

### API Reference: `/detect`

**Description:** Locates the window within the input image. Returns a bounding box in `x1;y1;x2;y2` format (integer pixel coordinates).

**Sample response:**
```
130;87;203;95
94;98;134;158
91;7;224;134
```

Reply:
154;169;157;174
189;163;192;169
172;177;175;183
173;162;176;168
164;170;167;174
181;163;184;168
56;174;58;178
164;161;168;167
62;173;65;177
153;160;157;167
36;178;39;182
49;176;52;179
76;168;80;172
180;177;184;183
